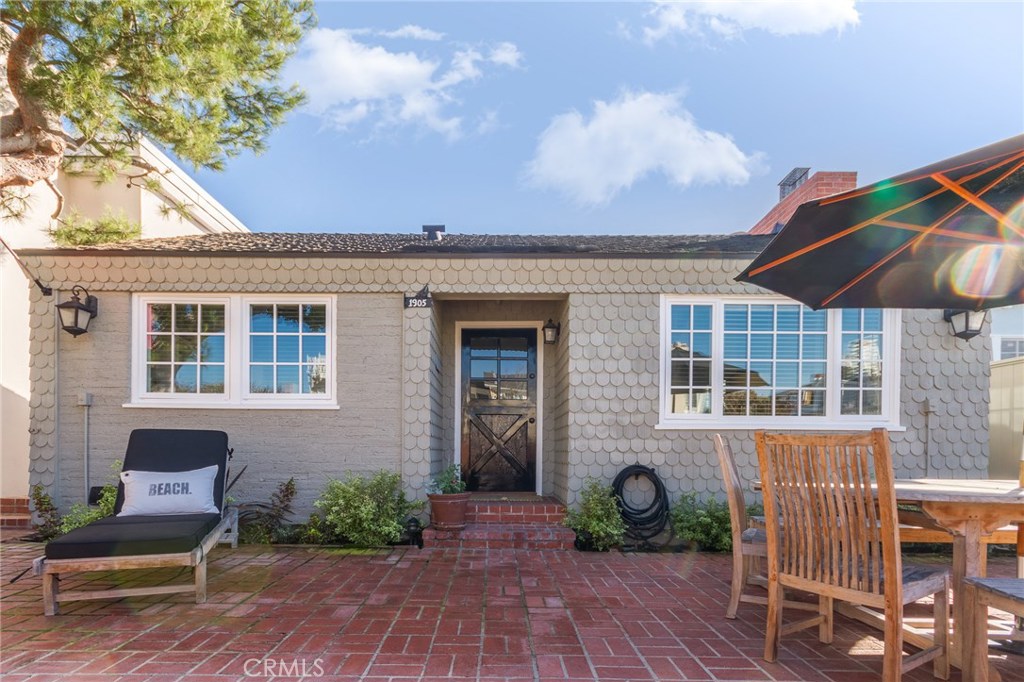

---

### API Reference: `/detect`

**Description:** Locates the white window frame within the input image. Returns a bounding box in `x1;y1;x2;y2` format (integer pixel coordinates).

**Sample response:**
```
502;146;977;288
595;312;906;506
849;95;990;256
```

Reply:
128;293;338;409
656;295;903;431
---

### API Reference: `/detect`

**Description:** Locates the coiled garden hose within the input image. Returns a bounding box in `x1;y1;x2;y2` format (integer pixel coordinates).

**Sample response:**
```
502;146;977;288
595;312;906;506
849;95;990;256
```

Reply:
612;464;671;550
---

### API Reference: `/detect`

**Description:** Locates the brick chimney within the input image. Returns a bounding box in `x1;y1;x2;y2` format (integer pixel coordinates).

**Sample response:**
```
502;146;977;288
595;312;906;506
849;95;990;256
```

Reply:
749;169;858;235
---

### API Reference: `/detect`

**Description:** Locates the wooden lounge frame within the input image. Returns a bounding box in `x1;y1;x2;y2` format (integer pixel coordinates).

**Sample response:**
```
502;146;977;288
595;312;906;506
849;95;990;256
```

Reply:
30;429;238;616
32;508;238;616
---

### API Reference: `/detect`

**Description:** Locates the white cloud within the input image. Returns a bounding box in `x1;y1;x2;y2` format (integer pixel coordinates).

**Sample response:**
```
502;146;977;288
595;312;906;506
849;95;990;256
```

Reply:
524;90;760;206
286;28;521;140
643;0;860;43
489;42;523;68
379;25;445;41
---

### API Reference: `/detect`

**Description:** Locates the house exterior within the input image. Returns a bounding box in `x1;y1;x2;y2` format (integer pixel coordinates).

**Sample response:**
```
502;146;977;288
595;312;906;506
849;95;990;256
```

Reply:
18;230;992;514
0;139;248;525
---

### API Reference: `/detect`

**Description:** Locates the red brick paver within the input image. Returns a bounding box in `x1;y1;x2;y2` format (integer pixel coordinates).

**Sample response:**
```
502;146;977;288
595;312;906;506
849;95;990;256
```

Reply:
1;542;1021;681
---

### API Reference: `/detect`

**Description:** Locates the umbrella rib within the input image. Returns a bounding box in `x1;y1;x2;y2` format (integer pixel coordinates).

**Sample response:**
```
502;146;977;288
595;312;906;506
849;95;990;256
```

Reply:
818;148;1024;206
819;159;1024;307
747;154;1024;280
872;219;1008;245
815;159;1024;305
931;172;1024;239
744;188;948;277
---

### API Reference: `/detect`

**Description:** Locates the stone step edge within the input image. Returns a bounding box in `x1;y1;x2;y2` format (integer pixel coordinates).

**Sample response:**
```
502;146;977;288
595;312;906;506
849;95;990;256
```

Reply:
0;513;34;529
422;523;575;550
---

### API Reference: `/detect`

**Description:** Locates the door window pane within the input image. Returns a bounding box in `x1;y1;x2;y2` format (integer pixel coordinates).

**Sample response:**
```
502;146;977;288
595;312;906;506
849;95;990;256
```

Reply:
501;360;528;379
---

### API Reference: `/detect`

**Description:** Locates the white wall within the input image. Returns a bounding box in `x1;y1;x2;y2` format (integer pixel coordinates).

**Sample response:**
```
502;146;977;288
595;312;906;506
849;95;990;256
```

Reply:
1;164;247;501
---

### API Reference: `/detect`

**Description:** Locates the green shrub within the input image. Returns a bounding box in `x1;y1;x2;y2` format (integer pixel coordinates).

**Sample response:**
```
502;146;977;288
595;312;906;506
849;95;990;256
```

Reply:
563;478;627;551
60;485;117;535
314;471;421;547
239;478;297;544
29;484;62;541
671;493;734;552
286;513;341;545
57;459;122;535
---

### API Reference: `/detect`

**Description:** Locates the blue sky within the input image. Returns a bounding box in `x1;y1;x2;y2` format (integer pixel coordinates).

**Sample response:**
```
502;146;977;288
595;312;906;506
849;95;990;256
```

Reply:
187;1;1024;236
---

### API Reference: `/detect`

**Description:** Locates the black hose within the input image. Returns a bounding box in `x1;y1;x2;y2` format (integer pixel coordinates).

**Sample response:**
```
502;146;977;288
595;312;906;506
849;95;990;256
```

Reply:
612;465;671;550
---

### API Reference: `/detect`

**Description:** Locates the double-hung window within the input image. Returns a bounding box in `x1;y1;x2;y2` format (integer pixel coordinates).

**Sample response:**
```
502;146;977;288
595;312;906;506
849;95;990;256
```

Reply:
659;296;901;429
130;294;336;408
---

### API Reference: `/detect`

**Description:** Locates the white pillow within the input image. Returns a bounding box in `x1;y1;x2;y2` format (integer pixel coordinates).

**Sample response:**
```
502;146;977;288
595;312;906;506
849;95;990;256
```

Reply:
118;465;220;516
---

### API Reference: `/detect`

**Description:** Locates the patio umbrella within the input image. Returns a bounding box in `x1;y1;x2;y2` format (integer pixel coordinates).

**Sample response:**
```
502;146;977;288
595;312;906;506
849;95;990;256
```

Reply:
736;134;1024;310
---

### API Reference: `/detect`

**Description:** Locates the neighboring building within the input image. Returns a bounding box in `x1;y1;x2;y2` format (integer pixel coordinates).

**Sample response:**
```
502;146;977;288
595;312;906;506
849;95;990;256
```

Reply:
749;168;858;235
18;230;992;518
988;356;1023;479
990;305;1024;361
0;139;248;527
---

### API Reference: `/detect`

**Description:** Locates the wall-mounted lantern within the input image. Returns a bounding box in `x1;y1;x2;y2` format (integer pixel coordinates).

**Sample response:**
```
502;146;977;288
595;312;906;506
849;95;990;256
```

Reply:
943;309;986;340
57;286;98;337
542;319;561;345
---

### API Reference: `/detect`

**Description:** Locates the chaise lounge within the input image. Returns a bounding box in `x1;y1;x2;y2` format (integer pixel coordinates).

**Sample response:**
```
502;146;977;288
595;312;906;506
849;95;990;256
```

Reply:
32;429;238;615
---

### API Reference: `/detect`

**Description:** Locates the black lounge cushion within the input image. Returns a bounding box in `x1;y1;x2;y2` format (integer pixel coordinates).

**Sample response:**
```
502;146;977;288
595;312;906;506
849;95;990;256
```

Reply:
45;513;221;560
114;429;229;514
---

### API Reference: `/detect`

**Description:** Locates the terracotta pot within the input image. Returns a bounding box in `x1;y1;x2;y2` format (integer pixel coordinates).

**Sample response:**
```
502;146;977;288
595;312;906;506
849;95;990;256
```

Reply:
428;492;471;530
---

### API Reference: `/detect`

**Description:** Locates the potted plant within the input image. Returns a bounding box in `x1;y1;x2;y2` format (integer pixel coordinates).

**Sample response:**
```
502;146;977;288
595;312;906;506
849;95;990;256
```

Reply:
427;463;470;530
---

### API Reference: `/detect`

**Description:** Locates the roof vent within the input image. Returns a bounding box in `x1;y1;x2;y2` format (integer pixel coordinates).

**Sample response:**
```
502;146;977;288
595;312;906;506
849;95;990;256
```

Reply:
422;224;445;241
778;167;810;200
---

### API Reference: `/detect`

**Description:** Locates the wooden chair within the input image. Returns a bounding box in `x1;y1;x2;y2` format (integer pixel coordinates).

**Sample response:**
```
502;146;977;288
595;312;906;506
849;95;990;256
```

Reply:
963;578;1024;682
755;429;949;682
713;434;816;620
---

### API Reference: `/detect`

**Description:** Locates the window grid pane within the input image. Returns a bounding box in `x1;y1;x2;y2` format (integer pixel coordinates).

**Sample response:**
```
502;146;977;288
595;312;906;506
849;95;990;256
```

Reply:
840;309;885;415
146;303;225;394
722;303;829;418
248;303;329;396
668;304;713;414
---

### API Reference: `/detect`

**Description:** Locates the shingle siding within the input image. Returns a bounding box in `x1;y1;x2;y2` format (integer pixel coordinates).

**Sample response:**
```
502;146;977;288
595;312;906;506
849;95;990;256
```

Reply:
24;252;990;513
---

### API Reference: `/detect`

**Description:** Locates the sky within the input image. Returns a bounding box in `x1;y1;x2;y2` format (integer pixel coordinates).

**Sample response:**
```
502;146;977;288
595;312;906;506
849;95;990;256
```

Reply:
185;1;1024;236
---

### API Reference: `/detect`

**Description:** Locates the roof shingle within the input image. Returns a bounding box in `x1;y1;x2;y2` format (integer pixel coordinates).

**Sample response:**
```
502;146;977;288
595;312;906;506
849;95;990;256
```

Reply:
21;232;772;258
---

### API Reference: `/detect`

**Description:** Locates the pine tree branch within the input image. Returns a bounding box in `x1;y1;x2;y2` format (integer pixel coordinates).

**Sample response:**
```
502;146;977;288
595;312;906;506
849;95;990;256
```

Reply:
43;176;63;219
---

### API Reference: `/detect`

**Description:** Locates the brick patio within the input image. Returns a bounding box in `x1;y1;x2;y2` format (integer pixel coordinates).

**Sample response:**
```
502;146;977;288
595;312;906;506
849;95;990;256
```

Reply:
1;541;1021;682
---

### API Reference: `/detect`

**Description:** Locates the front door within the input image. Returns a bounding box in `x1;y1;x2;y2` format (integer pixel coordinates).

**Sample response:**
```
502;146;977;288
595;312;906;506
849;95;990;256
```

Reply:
460;329;537;492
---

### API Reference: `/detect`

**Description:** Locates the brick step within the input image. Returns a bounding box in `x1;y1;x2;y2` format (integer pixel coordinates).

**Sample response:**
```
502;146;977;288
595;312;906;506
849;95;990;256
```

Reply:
466;495;567;525
423;523;576;550
0;513;33;529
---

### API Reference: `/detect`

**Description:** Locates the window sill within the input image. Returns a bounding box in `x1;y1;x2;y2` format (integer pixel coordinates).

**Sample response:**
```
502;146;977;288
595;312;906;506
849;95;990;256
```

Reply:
122;400;339;410
655;419;906;432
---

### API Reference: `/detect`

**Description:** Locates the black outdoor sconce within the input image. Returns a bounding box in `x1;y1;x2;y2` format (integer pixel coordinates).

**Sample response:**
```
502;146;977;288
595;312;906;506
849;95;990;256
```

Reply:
57;286;98;337
542;319;561;345
943;309;986;340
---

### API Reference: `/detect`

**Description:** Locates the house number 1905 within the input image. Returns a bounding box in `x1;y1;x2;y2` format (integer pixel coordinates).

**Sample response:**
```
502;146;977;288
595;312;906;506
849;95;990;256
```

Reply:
404;296;432;309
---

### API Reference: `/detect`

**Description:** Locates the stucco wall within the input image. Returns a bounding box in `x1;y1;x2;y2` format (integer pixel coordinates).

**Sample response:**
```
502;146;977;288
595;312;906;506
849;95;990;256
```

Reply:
24;253;991;512
36;290;402;513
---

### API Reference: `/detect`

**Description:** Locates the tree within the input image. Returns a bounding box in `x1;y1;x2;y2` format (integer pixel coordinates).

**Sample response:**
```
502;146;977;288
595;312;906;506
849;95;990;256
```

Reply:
1;0;314;215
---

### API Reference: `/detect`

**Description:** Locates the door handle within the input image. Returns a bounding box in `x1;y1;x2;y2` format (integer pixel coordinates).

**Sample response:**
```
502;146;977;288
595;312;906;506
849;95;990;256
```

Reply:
529;373;535;379
529;418;536;424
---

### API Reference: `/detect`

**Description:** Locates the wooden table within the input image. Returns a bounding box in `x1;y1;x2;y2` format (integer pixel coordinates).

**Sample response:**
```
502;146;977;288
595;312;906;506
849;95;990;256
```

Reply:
891;479;1024;674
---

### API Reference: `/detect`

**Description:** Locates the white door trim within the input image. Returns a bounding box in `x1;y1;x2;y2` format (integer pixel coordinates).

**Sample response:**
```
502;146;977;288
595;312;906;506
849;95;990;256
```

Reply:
454;321;544;495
